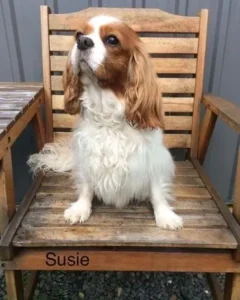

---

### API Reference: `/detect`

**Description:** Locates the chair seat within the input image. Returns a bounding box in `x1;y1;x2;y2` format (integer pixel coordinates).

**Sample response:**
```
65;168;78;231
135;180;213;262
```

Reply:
12;161;237;249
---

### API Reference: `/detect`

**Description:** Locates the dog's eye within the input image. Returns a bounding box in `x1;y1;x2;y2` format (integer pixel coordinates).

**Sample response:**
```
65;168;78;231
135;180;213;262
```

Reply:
105;35;119;46
75;31;83;40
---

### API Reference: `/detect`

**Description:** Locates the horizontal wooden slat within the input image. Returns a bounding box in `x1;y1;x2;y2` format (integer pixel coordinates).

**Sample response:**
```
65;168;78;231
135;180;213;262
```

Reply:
3;249;240;272
53;131;191;148
21;211;226;229
52;95;194;112
51;55;197;74
36;185;211;200
53;113;193;131
50;35;199;54
51;75;196;93
13;226;236;248
30;196;218;213
49;8;200;33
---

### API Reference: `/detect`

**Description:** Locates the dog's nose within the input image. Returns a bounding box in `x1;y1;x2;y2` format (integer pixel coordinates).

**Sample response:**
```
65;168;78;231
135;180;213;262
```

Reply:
77;36;94;50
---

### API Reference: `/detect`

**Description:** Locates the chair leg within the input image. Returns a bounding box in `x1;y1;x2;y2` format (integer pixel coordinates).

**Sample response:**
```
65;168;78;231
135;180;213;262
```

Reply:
224;273;240;300
5;270;24;300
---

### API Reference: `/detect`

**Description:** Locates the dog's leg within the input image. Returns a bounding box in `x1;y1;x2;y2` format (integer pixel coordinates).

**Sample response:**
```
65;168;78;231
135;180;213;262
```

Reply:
150;180;183;230
64;183;93;224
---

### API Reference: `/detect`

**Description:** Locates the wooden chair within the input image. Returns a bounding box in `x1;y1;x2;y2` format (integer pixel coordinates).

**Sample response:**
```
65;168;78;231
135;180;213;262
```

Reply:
1;6;240;300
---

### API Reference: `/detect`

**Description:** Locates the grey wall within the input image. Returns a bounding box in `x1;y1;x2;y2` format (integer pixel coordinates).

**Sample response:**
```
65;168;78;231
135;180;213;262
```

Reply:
0;0;239;202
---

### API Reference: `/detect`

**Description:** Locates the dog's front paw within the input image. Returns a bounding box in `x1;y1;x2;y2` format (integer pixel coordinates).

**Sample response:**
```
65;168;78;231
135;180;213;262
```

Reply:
64;201;91;225
155;208;183;230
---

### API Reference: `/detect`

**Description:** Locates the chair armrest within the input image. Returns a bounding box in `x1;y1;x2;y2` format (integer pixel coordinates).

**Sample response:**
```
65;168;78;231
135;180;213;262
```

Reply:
202;94;240;133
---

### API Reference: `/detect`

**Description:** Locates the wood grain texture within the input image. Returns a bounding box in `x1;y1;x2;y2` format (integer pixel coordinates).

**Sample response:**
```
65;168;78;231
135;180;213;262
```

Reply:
50;55;197;74
32;111;46;151
0;160;8;236
52;95;194;112
0;174;43;260
206;274;224;300
48;7;200;32
198;108;217;164
202;94;240;134
2;249;240;272
191;9;208;157
50;35;199;54
41;5;53;142
5;270;24;300
12;226;236;248
53;113;193;131
192;159;240;258
30;198;218;213
233;147;240;223
51;75;196;93
53;131;191;148
224;273;240;300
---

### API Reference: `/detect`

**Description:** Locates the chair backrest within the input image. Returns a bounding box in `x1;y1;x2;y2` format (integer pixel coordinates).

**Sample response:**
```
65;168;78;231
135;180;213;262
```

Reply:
40;6;208;156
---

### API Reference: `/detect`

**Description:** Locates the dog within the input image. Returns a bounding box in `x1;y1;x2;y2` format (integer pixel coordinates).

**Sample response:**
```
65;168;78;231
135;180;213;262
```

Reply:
28;15;183;230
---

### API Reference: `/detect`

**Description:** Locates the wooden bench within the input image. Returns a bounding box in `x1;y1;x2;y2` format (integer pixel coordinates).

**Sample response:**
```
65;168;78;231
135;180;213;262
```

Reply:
1;6;240;300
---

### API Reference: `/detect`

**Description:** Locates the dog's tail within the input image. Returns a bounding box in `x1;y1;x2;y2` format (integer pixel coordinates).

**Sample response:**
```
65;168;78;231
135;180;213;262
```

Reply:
27;140;73;175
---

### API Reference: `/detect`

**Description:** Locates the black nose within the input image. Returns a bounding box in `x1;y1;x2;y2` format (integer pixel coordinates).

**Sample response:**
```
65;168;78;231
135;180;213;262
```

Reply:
77;36;94;50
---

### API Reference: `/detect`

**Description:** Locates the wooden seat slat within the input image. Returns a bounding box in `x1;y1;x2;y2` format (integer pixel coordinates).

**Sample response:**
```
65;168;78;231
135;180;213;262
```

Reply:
12;226;236;249
21;211;226;229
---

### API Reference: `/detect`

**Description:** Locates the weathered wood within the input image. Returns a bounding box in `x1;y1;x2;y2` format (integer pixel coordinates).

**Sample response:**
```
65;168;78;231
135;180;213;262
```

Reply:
224;273;240;300
49;35;199;53
198;108;217;164
41;6;53;142
21;211;226;229
0;160;9;236
32;111;46;151
0;82;42;89
30;197;218;213
52;95;194;112
48;7;200;32
12;225;237;248
191;9;209;157
233;147;240;223
7;94;43;147
53;131;192;148
1;150;16;225
24;271;39;300
206;274;224;300
50;55;197;74
53;113;193;131
0;174;43;260
5;270;24;300
192;159;240;259
202;95;240;134
2;249;240;272
51;75;196;94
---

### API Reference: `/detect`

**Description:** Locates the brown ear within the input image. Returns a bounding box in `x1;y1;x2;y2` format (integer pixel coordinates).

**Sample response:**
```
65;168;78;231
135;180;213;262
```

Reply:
124;45;164;129
62;53;83;115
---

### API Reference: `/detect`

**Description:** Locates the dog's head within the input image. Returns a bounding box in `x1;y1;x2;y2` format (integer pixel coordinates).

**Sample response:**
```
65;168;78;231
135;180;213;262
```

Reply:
63;15;164;129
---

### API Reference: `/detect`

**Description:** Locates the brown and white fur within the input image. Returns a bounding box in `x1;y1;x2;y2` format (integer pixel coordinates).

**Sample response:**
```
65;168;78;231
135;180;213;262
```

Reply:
28;15;183;229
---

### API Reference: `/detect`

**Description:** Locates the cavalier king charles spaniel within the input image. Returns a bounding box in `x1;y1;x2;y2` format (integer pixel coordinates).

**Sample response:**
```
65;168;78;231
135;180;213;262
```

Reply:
28;15;183;230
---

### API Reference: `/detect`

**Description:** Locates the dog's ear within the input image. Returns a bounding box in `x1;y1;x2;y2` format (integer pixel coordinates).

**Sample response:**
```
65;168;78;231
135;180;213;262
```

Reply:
62;51;83;115
124;44;164;129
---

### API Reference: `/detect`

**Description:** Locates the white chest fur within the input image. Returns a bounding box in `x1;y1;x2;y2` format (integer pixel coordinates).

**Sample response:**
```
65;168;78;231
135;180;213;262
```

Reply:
72;82;172;207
